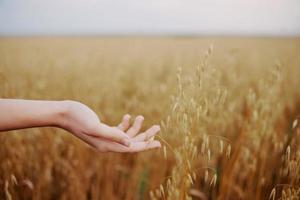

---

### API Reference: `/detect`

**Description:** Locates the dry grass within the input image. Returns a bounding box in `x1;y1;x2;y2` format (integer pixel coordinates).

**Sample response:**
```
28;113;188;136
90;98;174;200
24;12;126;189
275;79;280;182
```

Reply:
0;37;300;200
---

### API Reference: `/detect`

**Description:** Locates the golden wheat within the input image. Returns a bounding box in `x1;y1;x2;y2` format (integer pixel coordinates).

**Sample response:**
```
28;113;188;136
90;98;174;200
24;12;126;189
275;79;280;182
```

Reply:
0;37;299;200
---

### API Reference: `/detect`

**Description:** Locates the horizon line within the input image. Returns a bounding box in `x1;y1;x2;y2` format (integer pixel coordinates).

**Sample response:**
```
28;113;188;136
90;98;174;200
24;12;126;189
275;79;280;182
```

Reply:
1;32;300;38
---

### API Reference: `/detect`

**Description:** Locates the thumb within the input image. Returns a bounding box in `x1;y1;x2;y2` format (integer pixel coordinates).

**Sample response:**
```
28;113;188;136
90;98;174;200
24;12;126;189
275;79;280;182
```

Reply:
97;123;131;146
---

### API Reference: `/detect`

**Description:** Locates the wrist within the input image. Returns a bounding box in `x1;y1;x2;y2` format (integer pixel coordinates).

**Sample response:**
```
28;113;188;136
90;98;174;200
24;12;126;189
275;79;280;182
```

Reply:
54;100;72;129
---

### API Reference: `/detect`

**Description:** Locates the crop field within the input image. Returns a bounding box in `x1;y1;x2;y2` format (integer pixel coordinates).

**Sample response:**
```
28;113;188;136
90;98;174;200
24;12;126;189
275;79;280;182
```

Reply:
0;37;300;200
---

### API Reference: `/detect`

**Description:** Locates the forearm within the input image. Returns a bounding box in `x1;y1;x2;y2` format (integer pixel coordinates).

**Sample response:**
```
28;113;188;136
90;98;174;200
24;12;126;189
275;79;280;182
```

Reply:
0;99;162;152
0;99;67;131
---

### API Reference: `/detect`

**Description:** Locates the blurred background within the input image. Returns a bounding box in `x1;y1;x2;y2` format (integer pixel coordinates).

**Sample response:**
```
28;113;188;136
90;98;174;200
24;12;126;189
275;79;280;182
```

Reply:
0;0;300;36
0;1;300;200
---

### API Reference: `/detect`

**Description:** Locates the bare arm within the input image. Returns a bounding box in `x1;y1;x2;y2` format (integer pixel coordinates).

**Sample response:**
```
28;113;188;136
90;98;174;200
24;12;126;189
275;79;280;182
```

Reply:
0;99;65;131
0;99;161;153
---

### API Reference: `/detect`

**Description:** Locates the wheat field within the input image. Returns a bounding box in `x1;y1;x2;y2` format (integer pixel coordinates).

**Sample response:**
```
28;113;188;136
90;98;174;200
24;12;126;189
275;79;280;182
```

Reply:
0;37;300;200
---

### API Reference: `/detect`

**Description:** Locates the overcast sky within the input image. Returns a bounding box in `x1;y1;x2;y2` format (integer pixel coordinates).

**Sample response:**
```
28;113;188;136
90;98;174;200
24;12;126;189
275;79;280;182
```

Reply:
0;0;299;36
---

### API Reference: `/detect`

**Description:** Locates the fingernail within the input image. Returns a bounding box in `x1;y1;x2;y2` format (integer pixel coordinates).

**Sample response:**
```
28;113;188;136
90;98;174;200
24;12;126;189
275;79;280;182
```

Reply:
123;139;131;147
124;114;131;119
137;115;144;120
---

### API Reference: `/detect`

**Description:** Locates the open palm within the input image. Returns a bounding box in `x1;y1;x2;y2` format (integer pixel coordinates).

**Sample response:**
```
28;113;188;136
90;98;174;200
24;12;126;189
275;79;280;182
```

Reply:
61;101;161;153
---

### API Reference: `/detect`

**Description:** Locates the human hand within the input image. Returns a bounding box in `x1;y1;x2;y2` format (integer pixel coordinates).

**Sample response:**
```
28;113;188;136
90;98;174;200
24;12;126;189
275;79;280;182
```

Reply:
60;101;161;153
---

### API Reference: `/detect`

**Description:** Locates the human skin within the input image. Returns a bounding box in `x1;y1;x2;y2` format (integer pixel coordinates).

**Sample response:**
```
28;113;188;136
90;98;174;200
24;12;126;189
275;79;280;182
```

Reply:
0;99;161;153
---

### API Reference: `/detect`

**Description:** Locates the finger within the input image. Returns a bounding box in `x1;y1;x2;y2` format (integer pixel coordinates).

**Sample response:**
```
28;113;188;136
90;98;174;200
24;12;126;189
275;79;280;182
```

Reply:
97;124;131;147
126;115;144;137
105;140;161;153
126;141;161;153
117;114;131;131
78;134;109;152
132;125;160;142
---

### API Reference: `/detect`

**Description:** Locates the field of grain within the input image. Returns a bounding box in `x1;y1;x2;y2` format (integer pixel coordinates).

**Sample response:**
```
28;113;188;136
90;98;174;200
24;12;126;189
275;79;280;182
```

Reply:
0;37;300;200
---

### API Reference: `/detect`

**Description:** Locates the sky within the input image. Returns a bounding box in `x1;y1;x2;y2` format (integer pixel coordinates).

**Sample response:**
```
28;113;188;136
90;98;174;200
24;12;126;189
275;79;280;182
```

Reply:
0;0;300;36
